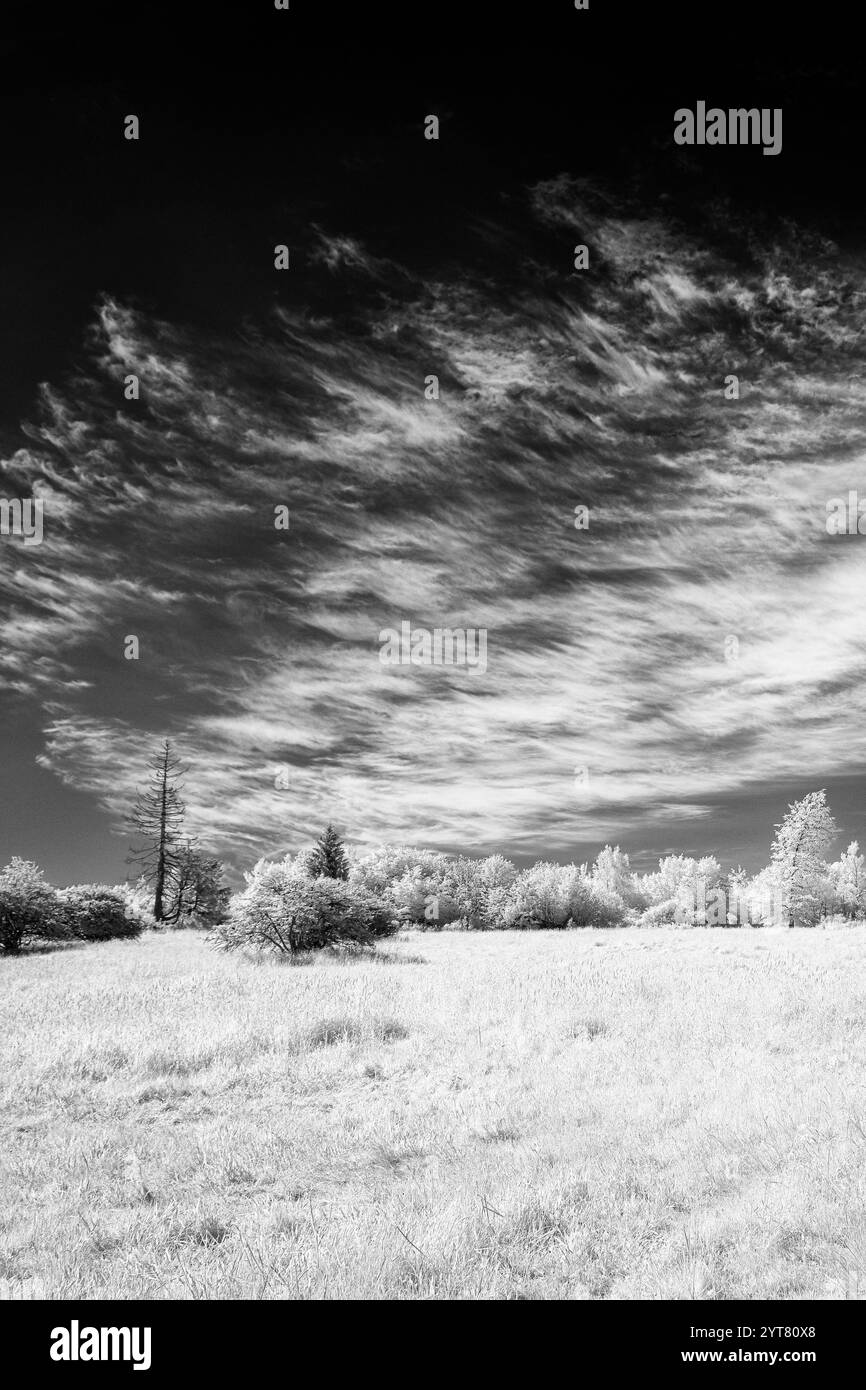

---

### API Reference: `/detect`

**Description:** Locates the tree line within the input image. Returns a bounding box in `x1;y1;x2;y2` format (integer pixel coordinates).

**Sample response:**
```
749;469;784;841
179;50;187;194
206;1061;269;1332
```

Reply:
215;787;863;956
2;741;862;956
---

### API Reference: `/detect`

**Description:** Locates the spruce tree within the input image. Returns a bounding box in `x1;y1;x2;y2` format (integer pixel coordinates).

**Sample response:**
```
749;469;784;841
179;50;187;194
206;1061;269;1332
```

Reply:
308;824;349;880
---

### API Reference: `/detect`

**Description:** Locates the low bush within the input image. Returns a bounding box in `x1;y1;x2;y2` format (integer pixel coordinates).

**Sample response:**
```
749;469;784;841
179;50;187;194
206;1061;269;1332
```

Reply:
55;885;146;941
213;862;400;956
499;862;628;930
0;858;59;953
567;883;629;929
115;880;158;930
635;899;682;929
351;846;452;925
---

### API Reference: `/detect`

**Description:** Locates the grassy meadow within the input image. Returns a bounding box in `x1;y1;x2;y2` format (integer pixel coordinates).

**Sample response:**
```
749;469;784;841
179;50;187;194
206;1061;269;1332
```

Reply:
2;926;865;1300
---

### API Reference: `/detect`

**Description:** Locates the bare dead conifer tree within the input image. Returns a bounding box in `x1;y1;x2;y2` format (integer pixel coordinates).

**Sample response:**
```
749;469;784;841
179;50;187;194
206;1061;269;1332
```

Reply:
126;740;187;923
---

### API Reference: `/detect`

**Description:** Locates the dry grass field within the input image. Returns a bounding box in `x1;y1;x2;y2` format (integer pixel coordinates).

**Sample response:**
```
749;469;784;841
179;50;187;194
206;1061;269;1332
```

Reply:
2;927;865;1300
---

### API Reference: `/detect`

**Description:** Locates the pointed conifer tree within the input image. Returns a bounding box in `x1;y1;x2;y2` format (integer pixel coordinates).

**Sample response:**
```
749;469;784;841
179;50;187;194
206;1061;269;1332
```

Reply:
308;823;350;880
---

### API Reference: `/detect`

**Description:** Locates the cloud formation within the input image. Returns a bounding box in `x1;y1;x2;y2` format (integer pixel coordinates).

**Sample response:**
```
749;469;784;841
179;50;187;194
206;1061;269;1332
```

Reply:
3;182;866;872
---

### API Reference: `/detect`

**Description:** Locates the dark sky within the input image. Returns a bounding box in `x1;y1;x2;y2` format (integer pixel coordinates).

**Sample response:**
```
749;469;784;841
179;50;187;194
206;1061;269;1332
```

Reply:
2;4;866;885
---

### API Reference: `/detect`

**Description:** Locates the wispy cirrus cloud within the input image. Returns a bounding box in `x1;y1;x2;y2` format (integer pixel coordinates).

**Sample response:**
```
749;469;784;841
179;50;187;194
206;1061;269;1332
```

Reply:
4;188;866;873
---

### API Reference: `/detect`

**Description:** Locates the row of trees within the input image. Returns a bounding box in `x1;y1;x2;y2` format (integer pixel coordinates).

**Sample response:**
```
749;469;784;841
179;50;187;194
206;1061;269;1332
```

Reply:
217;790;859;954
0;860;149;953
3;757;856;957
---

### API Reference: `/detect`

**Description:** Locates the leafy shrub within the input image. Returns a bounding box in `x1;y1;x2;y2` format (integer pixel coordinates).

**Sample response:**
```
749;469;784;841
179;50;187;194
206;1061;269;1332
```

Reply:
500;863;569;929
351;846;455;928
56;885;145;940
590;844;647;910
499;862;627;930
288;846;321;879
637;855;722;907
362;850;518;930
635;899;682;929
116;879;158;930
351;846;451;907
213;861;399;956
387;867;446;926
438;854;518;929
567;882;628;929
0;858;59;953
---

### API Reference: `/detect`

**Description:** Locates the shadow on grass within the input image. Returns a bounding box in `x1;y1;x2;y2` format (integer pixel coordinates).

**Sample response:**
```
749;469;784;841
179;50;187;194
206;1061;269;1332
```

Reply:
4;939;89;958
248;943;427;968
307;1017;410;1047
